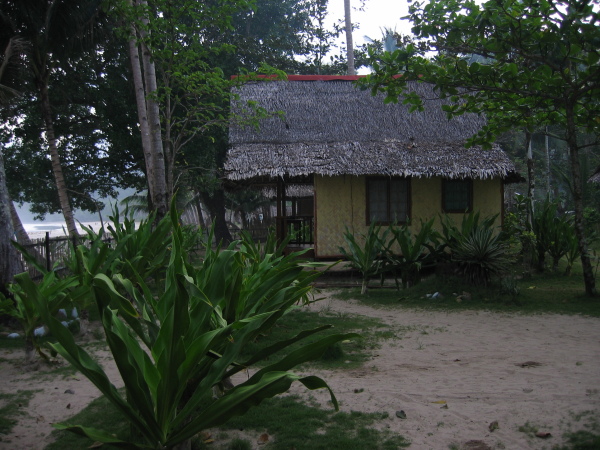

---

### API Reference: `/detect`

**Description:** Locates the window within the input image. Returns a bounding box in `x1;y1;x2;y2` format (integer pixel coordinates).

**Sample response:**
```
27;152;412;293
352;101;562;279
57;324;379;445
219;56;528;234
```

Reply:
367;177;410;224
443;179;472;212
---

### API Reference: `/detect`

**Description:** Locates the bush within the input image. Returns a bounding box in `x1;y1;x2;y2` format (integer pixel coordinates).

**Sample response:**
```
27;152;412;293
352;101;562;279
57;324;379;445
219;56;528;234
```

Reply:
27;201;356;448
385;219;441;289
339;222;389;294
451;227;512;287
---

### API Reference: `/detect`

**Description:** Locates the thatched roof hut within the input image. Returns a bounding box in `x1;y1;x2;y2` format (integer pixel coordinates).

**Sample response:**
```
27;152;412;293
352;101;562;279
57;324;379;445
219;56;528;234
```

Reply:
225;76;520;182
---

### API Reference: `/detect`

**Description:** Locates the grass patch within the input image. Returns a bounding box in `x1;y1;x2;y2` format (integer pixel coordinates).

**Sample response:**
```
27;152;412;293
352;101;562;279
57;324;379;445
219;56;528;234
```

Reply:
333;264;600;317
554;410;600;450
238;308;395;369
217;395;410;449
0;390;39;436
46;393;130;449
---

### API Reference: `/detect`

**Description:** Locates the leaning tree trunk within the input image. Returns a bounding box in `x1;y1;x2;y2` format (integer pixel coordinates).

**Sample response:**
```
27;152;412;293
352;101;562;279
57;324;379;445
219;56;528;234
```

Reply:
0;148;22;294
10;200;46;269
565;108;597;296
9;201;32;246
38;82;78;240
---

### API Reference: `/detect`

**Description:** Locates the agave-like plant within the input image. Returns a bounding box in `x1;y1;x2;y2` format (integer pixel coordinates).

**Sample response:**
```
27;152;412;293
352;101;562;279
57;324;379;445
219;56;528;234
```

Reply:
26;201;355;448
451;227;511;286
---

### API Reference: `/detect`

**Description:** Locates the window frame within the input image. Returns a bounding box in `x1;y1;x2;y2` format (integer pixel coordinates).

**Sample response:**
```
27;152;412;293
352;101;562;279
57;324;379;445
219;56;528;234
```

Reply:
442;179;473;213
366;176;411;225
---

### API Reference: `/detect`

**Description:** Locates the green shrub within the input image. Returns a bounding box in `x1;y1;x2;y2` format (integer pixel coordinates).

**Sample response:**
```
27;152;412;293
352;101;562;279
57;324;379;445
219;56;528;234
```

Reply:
339;222;389;294
451;227;512;286
385;219;441;289
27;201;356;449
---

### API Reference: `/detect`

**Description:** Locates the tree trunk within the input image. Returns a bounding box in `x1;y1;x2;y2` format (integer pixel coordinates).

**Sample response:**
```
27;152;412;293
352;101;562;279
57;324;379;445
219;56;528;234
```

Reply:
9;201;32;246
544;126;551;199
9;200;47;269
201;188;232;245
138;3;168;219
38;82;79;240
525;129;535;228
194;195;207;229
565;107;597;296
0;148;22;293
127;31;156;212
344;0;355;75
129;0;168;220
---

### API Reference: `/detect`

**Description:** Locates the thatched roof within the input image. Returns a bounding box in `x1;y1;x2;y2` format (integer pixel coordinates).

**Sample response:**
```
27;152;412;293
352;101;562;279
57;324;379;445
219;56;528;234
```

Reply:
262;184;313;199
225;76;519;182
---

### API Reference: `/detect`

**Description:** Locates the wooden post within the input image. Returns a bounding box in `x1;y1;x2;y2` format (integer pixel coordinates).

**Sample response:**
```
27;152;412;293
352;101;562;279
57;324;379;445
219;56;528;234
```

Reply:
45;232;51;272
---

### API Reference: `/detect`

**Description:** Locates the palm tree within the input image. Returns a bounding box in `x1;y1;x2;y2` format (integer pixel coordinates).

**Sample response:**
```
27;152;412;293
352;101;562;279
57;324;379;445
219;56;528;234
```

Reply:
3;0;105;239
344;0;355;75
0;34;27;291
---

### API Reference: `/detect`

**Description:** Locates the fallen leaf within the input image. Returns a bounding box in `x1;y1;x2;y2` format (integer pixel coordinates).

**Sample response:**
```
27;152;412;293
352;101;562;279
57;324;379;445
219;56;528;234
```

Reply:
258;433;270;444
516;361;542;368
200;431;211;440
431;400;446;404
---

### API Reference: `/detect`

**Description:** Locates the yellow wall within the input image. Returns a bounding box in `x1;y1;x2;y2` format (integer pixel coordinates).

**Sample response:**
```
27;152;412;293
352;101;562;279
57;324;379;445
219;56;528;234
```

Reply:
314;175;503;258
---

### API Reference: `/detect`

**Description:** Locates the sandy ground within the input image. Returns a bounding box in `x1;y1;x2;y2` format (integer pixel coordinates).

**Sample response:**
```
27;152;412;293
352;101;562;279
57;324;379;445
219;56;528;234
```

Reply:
1;291;599;449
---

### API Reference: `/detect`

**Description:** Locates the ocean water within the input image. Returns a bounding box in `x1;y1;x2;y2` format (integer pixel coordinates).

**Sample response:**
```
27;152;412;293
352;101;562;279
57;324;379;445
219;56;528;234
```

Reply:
23;221;107;240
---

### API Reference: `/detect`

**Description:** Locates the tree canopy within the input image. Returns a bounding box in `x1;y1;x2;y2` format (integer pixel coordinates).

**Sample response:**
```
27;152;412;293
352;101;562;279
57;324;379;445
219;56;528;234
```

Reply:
364;0;600;296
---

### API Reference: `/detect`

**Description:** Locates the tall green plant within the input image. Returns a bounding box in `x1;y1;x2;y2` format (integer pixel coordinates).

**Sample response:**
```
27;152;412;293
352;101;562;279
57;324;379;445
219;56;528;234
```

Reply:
29;202;354;448
385;219;440;289
105;206;174;280
339;222;390;294
531;198;558;271
0;272;77;361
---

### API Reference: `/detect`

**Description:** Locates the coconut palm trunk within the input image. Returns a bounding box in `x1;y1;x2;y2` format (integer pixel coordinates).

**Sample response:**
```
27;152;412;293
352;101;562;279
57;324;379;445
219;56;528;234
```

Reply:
344;0;355;75
127;0;168;219
37;81;79;238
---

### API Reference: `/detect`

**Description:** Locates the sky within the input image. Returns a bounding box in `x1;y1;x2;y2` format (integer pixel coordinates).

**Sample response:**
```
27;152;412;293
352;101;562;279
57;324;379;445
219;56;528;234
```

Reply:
327;0;412;50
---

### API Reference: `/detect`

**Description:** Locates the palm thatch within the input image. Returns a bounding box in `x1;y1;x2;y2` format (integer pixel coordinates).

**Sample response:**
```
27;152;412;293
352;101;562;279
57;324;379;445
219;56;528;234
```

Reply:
262;184;313;199
226;78;519;182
